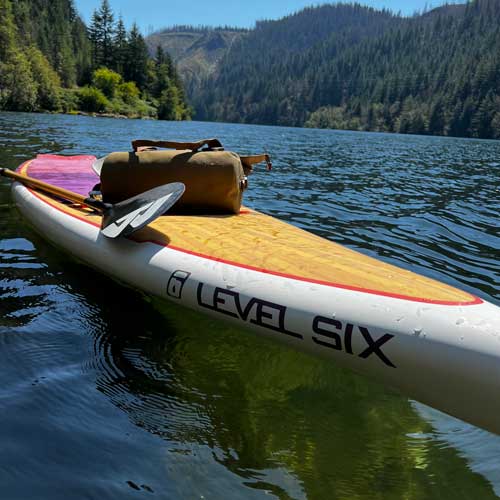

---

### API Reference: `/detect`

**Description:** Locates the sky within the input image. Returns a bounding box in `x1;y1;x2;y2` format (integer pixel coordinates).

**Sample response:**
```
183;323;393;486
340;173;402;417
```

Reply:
75;0;465;34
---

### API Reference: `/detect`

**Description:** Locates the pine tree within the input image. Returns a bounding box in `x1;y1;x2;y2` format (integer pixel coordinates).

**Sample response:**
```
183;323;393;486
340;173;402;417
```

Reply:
0;0;191;119
428;99;445;135
89;0;115;69
155;44;166;66
124;23;149;90
72;17;92;85
113;16;127;74
193;1;500;137
89;9;103;68
0;0;40;111
471;91;495;138
152;45;171;98
99;0;115;68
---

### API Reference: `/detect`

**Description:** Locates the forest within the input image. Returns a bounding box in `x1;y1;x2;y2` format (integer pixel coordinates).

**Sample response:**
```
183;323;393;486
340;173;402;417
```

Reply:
1;0;500;138
0;0;191;120
186;0;500;139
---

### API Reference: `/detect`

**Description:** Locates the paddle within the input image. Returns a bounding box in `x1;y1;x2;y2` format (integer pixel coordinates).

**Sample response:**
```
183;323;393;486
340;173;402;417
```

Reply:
92;156;105;176
0;167;185;239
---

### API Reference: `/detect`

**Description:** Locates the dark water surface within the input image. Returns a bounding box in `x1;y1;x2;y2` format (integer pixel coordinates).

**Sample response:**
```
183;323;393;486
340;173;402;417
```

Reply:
1;112;499;499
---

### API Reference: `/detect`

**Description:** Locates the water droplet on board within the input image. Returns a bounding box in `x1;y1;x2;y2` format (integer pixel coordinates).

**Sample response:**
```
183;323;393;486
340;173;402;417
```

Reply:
413;327;422;337
456;318;465;325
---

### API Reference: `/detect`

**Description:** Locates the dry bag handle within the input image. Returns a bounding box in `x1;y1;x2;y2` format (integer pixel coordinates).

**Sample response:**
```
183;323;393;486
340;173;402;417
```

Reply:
132;138;223;152
240;154;272;173
132;138;272;174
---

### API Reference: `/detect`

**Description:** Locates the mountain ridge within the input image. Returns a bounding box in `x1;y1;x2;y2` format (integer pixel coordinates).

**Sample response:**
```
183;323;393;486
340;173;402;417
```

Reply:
146;28;245;97
146;0;500;139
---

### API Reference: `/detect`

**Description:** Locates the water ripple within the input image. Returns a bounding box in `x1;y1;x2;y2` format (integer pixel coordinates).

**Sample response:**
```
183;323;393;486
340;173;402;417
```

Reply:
0;112;499;499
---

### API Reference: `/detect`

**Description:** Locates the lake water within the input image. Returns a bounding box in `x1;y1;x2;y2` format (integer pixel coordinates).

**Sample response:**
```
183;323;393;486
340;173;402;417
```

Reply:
0;111;499;499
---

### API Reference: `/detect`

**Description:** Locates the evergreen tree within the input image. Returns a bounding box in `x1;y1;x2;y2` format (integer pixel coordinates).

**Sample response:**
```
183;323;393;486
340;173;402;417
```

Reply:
472;91;495;138
183;0;500;138
152;45;171;98
124;23;149;90
56;30;77;87
72;17;92;85
0;0;49;111
26;46;61;110
88;9;103;68
428;99;445;136
157;87;176;120
89;0;115;69
99;0;115;68
10;0;91;87
113;16;127;74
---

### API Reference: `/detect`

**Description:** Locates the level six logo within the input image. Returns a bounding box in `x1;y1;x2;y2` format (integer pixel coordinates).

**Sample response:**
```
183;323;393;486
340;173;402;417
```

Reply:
166;271;396;368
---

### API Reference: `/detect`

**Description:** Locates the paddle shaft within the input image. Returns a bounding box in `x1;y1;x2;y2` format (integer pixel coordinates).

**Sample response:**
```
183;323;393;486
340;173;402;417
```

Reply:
0;167;100;210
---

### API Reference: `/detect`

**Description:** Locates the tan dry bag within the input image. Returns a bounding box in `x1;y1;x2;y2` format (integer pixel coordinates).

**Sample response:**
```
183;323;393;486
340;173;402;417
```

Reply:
99;139;271;214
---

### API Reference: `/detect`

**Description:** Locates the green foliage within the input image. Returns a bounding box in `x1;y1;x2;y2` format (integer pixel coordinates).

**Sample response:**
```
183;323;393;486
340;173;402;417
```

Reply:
0;0;193;120
11;0;91;87
305;107;350;130
492;111;500;140
58;88;80;112
192;1;500;139
26;46;61;110
0;0;34;110
117;81;140;104
124;23;149;90
0;51;38;111
0;0;58;112
92;67;122;98
157;87;178;120
149;44;192;120
113;16;127;75
89;0;115;69
77;86;109;113
86;1;192;120
157;87;192;121
73;18;93;85
107;96;156;118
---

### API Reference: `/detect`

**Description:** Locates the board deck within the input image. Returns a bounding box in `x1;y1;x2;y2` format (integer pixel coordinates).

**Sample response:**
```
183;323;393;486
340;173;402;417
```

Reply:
20;154;477;305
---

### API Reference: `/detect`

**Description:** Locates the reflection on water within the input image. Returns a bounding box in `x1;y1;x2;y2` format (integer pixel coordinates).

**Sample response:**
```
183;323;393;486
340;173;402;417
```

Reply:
0;112;499;499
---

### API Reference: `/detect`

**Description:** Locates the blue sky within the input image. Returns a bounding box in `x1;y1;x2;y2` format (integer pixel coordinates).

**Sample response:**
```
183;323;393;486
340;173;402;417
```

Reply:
75;0;464;33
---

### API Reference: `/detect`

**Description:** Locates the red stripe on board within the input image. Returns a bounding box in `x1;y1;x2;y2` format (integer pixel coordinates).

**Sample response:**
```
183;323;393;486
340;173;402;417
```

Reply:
19;161;483;307
28;188;102;229
141;239;483;306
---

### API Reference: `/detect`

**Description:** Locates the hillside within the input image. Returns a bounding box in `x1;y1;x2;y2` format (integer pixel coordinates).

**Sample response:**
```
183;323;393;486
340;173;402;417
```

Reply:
148;0;500;139
11;0;91;86
0;0;191;120
195;4;398;125
146;27;245;96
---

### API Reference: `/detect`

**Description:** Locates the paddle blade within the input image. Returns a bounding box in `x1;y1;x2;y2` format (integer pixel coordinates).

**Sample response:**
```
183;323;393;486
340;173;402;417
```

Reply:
91;156;105;177
100;182;185;238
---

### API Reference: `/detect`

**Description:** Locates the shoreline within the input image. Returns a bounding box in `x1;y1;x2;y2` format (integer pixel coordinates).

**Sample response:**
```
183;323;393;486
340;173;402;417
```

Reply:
61;110;154;120
2;110;499;142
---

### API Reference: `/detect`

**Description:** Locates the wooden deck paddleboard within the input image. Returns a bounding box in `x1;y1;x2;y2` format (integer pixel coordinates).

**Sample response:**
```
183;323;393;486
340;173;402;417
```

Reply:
10;154;500;436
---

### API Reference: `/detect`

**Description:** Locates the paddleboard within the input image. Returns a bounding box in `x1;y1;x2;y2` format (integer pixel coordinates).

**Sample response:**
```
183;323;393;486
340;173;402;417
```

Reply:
11;154;500;435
